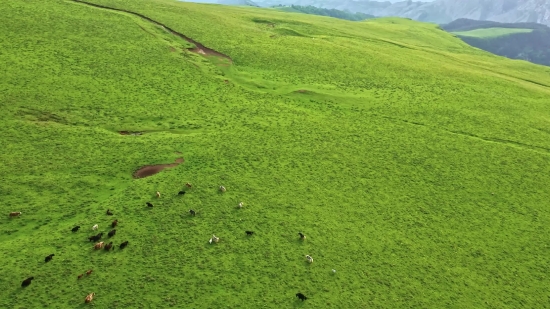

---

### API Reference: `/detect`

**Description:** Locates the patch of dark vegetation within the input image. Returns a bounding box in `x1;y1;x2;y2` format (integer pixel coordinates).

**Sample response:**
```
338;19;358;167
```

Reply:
133;157;184;178
17;108;68;124
71;0;231;62
274;28;307;37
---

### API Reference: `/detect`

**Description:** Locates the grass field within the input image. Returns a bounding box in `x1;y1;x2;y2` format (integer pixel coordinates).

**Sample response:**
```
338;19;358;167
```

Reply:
1;0;550;308
452;27;534;38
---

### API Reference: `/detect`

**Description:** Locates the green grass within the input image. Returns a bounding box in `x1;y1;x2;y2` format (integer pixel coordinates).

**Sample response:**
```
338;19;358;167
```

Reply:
1;0;550;308
452;27;534;38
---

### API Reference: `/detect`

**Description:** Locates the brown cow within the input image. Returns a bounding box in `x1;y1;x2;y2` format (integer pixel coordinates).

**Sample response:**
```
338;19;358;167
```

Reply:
9;212;22;217
78;274;84;279
104;242;113;251
86;270;93;275
185;182;192;188
111;219;118;228
94;242;104;250
85;292;95;303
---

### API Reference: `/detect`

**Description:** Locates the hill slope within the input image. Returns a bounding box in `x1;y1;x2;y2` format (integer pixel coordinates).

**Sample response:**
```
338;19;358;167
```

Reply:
1;0;550;308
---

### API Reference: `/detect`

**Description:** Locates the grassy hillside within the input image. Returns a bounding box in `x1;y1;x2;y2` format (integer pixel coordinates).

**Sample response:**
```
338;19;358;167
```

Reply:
1;0;550;308
451;27;534;38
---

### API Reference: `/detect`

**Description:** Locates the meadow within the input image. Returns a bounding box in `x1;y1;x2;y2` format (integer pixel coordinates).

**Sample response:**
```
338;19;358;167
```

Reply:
1;0;550;308
452;27;534;38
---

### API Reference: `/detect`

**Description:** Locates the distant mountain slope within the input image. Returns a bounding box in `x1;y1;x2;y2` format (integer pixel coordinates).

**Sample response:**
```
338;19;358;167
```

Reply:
443;18;548;32
179;0;259;6
275;4;375;21
251;0;550;26
443;18;550;66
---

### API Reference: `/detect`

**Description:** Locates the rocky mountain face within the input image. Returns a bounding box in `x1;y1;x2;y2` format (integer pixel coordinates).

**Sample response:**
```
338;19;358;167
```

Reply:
250;0;550;26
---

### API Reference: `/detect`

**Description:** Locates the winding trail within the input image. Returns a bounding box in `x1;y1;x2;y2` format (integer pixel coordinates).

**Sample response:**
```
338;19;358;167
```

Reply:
71;0;232;62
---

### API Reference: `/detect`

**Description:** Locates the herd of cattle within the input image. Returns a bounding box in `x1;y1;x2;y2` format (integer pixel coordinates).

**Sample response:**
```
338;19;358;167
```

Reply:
8;183;312;303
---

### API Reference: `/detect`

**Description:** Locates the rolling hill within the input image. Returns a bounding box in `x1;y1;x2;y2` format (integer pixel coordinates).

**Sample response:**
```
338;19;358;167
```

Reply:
1;0;550;308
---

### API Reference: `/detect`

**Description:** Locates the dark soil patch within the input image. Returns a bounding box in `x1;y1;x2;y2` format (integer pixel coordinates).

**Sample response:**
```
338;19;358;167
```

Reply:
119;131;143;136
133;157;184;178
72;0;232;62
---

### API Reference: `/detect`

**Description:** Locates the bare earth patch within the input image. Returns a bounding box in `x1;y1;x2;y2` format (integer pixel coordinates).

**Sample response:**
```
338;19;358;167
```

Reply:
133;157;184;178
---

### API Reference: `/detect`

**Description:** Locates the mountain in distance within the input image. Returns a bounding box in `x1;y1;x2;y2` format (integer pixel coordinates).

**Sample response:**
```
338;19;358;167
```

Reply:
248;0;550;26
443;18;550;67
181;0;260;6
274;4;375;21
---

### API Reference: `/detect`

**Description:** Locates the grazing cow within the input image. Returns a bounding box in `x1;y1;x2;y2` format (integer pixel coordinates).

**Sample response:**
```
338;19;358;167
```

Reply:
108;229;116;237
44;254;55;263
88;232;103;242
178;191;186;195
146;202;153;207
86;270;93;275
296;293;307;301
219;186;226;193
106;209;113;216
111;219;118;228
298;232;306;240
156;191;161;198
92;224;98;231
94;242;104;250
85;292;95;303
245;231;254;236
189;209;196;216
72;226;81;232
238;202;243;208
78;274;84;279
185;182;192;188
9;212;22;217
305;255;313;263
209;235;220;244
120;241;129;249
104;242;113;251
21;277;34;287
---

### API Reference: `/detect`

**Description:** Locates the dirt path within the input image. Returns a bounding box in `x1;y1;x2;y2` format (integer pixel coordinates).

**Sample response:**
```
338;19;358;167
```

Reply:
71;0;232;62
133;157;184;178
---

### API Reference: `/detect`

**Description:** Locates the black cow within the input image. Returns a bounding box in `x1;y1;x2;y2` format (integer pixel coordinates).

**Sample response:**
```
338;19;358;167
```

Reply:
88;232;103;242
108;229;116;237
44;254;55;263
189;209;196;216
298;232;306;240
111;219;118;228
104;242;113;251
120;241;129;249
21;277;34;288
71;226;80;232
106;209;113;215
245;231;254;236
296;293;307;301
146;202;153;207
178;191;186;195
